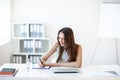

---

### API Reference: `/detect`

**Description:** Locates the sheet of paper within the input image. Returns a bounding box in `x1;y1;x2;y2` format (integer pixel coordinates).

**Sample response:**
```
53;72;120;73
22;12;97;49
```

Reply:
90;71;119;77
32;64;50;69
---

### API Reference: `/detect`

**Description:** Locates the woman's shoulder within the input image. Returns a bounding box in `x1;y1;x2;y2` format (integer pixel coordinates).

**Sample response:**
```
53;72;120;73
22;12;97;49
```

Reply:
76;43;82;54
76;43;82;49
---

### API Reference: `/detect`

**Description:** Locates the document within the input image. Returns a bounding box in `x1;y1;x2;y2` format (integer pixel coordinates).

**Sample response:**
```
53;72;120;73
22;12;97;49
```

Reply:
117;72;120;76
32;64;50;69
91;71;119;77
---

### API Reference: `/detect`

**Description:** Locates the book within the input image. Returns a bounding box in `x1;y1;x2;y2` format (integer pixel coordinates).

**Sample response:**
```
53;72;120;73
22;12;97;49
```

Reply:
0;68;18;77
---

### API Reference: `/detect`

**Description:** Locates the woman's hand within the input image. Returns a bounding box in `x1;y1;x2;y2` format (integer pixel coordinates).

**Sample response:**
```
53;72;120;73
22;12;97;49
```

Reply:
43;63;58;67
38;58;45;67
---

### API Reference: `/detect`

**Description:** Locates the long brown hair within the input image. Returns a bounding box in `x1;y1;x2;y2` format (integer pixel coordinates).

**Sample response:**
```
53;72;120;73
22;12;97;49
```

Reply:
56;27;78;62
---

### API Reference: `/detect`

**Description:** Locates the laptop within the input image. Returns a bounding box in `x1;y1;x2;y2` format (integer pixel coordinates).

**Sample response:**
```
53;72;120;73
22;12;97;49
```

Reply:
51;67;81;73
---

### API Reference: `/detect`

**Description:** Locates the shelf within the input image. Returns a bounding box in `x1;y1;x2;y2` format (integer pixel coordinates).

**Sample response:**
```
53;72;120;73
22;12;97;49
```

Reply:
12;53;42;64
11;21;50;64
12;22;45;39
12;23;29;38
12;52;46;56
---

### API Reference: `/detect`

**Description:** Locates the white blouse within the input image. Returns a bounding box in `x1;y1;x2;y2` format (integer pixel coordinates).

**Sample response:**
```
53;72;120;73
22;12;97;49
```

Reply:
56;48;69;63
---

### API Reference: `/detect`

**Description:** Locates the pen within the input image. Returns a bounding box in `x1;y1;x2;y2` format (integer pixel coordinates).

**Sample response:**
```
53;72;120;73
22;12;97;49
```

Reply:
39;58;44;65
39;58;51;69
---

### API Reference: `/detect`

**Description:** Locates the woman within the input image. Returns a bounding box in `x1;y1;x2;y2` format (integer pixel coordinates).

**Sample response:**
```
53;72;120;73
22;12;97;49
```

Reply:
39;27;82;68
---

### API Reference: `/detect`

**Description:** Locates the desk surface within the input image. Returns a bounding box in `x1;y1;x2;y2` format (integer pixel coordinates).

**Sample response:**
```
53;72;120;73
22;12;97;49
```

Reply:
0;63;120;80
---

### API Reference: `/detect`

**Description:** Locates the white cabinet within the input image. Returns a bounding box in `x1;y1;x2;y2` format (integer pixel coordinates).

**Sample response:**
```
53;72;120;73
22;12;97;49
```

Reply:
12;22;45;38
11;21;51;64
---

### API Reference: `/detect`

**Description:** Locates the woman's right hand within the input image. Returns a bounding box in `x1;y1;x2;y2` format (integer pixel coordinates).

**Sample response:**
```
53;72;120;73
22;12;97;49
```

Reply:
38;58;45;67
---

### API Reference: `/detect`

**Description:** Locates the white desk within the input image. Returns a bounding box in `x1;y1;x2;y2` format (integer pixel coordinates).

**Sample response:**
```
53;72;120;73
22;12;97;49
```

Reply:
0;63;120;80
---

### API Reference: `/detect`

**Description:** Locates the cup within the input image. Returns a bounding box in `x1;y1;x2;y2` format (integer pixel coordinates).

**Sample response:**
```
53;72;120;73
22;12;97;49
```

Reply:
26;59;32;70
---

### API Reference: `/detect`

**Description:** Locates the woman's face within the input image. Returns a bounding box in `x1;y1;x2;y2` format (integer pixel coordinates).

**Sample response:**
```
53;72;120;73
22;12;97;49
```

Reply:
58;32;65;47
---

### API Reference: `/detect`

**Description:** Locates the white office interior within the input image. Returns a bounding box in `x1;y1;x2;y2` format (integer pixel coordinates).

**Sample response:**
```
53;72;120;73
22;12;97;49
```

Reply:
0;0;120;67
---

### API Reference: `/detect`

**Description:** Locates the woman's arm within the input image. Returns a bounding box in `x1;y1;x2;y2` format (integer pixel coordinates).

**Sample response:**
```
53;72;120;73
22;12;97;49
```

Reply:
41;41;58;62
44;44;82;68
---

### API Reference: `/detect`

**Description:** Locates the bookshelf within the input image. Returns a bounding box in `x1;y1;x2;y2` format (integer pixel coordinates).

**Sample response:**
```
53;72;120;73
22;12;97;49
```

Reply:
11;21;51;64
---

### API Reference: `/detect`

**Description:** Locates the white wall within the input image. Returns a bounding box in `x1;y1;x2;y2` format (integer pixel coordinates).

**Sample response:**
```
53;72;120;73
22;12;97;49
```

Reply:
11;0;120;66
0;0;12;66
0;42;13;66
0;0;11;44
